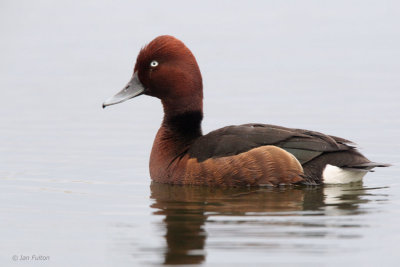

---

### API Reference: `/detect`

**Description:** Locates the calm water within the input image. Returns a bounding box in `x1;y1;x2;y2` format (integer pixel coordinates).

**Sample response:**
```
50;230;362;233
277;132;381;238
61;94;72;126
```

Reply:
1;1;400;266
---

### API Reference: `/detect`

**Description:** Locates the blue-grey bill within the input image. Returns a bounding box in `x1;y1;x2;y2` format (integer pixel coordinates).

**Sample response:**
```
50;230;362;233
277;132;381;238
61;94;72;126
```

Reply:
102;72;144;108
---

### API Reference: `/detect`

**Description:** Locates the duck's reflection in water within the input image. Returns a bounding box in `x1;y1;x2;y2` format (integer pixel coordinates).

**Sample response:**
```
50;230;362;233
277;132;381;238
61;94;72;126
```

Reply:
150;182;384;265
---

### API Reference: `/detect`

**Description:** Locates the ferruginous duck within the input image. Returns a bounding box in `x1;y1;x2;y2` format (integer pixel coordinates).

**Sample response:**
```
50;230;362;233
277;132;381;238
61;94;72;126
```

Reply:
103;35;388;186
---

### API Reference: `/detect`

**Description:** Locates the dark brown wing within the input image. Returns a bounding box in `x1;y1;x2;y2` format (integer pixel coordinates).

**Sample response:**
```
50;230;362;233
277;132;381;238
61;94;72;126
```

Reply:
188;123;352;164
188;123;388;184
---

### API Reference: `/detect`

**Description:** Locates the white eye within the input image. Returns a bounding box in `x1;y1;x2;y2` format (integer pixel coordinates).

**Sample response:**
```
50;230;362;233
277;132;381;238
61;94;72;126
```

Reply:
150;60;158;67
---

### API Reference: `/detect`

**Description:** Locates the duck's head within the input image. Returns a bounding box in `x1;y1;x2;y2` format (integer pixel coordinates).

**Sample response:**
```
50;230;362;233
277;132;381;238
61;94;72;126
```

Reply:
103;35;203;114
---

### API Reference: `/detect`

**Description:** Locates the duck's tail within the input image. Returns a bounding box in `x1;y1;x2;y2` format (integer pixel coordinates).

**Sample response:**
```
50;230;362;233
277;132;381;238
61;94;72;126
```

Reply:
299;162;391;186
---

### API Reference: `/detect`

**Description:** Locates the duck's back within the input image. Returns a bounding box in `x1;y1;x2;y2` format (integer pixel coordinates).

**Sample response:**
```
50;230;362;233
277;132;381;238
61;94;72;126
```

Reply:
187;123;386;185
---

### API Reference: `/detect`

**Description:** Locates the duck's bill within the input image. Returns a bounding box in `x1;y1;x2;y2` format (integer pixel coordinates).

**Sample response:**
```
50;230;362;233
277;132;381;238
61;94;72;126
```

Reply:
102;72;144;108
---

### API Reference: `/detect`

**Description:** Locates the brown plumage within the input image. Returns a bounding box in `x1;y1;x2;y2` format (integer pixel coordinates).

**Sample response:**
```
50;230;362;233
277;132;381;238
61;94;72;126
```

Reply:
183;146;303;186
103;35;388;186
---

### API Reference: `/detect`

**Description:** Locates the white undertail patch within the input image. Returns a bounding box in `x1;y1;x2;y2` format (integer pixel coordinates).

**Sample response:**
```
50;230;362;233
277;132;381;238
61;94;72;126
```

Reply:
322;164;368;184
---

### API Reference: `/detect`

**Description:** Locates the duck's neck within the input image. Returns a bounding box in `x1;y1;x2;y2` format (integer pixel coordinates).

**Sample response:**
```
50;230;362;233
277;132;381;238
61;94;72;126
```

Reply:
150;107;203;182
162;110;203;140
160;96;203;145
158;108;203;155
